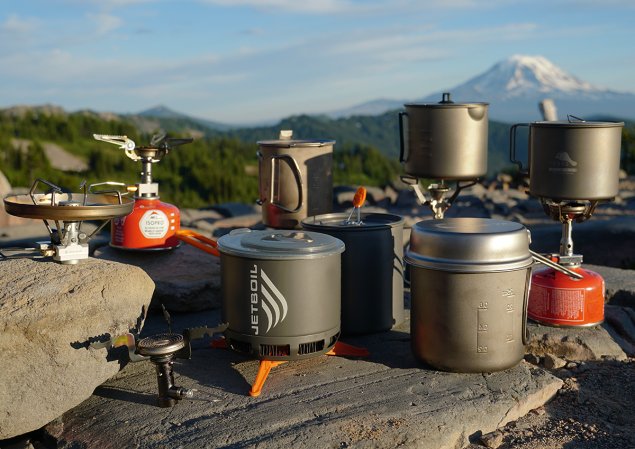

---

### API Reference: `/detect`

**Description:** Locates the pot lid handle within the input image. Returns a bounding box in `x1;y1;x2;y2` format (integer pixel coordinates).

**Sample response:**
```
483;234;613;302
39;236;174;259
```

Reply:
567;114;586;123
439;92;454;104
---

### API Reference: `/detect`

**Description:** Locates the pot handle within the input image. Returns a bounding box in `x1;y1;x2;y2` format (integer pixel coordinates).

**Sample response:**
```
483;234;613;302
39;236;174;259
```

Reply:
509;123;529;174
270;154;303;213
522;267;531;345
529;250;583;279
256;150;265;205
398;111;409;163
176;229;220;257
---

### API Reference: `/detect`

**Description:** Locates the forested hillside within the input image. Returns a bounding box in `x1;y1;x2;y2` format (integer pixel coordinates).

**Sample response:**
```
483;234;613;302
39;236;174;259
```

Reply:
1;106;632;209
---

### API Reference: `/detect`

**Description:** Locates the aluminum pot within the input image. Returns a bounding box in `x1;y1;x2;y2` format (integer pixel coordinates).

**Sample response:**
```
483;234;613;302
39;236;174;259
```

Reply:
217;228;345;361
302;212;405;335
399;93;489;180
406;218;533;373
257;130;334;229
510;119;624;200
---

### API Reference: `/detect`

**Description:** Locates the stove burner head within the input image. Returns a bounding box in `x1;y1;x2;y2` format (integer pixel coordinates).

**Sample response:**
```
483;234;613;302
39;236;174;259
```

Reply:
137;333;192;408
541;199;598;223
137;333;185;357
2;178;133;264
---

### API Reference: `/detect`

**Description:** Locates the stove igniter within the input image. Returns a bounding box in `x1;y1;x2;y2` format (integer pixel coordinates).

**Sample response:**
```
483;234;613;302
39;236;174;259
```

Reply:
136;333;193;408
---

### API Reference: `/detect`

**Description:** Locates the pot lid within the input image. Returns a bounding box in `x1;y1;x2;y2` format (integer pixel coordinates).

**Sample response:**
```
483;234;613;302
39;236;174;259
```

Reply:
302;212;404;231
406;218;532;272
530;120;624;128
217;228;344;260
404;92;488;108
257;129;335;148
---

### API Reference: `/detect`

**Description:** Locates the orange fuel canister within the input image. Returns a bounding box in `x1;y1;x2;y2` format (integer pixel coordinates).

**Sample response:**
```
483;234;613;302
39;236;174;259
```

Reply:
111;198;180;250
528;265;605;327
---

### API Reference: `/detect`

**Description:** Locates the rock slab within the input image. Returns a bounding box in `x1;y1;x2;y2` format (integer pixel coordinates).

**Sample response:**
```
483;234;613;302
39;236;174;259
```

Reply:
94;242;221;312
56;310;562;449
0;258;154;440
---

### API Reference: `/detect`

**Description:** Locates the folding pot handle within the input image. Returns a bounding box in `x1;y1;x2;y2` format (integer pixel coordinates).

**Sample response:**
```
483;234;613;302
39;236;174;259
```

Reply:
256;150;265;205
509;123;529;174
522;267;531;345
398;111;409;163
176;229;220;257
270;154;303;213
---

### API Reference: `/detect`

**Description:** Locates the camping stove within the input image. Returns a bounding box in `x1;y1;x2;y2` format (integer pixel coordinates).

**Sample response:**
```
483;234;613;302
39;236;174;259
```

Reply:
90;323;228;407
2;178;134;264
401;178;477;219
528;200;605;327
93;133;192;250
136;333;194;407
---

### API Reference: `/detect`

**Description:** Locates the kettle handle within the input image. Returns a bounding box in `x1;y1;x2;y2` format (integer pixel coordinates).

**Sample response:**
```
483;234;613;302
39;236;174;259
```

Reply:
270;154;303;213
509;123;529;174
398;111;409;163
176;229;220;257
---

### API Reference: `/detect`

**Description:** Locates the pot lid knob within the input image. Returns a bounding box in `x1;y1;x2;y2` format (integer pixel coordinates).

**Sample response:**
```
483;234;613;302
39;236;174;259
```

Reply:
439;92;454;104
279;129;293;140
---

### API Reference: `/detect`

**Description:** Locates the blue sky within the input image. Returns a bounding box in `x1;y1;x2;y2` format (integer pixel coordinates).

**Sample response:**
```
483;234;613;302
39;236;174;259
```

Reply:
1;0;634;124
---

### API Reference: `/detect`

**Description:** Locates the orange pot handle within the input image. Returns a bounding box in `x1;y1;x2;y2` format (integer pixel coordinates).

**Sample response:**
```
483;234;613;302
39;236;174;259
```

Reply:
176;229;220;257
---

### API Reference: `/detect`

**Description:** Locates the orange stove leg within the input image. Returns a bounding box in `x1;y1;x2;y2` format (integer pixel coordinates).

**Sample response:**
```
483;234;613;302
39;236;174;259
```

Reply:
249;360;286;397
326;341;370;357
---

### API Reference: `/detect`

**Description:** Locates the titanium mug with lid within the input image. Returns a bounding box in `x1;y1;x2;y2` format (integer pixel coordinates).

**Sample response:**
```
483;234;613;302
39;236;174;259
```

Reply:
510;117;624;200
399;93;489;180
406;218;533;373
257;130;334;229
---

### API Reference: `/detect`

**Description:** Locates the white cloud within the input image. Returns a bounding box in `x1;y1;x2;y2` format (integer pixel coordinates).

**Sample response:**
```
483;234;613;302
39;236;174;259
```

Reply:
199;0;358;14
1;14;38;34
88;12;124;35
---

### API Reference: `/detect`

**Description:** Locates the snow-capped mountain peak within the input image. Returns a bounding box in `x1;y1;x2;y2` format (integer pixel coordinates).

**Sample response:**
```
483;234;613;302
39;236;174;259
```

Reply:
467;54;600;97
327;55;635;122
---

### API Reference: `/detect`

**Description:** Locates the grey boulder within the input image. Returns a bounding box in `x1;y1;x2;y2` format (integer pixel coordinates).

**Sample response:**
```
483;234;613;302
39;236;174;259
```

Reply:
0;258;154;440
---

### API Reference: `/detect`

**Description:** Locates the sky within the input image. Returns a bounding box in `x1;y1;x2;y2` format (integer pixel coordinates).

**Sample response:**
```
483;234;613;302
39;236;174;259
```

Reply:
1;0;634;124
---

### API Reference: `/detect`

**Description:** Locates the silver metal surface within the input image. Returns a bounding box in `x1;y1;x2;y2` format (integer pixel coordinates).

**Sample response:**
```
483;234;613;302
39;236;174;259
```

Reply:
406;218;533;272
399;92;489;180
4;193;134;221
511;119;623;200
217;228;344;260
257;130;334;229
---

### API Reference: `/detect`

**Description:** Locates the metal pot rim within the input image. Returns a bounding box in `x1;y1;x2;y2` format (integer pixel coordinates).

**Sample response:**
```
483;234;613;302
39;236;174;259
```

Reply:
403;102;489;108
257;139;336;148
530;120;624;128
302;212;404;231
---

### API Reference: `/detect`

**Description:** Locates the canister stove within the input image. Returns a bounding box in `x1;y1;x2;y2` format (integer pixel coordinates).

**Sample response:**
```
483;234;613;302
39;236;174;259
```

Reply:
528;200;605;327
2;178;134;264
93;133;192;250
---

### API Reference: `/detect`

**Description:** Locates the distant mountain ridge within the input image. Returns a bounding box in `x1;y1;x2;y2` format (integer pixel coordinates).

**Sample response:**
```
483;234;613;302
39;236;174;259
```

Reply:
328;55;635;122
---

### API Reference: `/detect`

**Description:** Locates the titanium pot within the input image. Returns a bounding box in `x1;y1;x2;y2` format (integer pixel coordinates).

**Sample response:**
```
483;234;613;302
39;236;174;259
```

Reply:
302;212;405;335
257;130;334;229
406;218;533;373
217;228;345;361
399;93;489;180
510;118;624;200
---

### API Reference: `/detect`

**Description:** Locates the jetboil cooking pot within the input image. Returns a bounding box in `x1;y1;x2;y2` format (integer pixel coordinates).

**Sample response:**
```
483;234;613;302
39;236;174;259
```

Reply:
510;118;624;200
217;228;345;361
399;93;489;180
406;218;533;373
257;130;334;229
302;212;405;335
